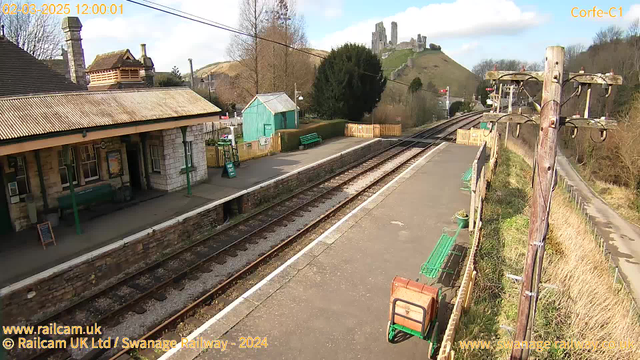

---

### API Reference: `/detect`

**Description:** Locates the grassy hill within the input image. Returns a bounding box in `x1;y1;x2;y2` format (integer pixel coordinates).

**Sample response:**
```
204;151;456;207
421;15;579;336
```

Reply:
382;49;479;100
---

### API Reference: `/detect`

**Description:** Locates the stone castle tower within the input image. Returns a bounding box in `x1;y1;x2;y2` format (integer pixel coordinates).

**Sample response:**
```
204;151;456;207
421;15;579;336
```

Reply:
371;22;387;55
391;22;398;47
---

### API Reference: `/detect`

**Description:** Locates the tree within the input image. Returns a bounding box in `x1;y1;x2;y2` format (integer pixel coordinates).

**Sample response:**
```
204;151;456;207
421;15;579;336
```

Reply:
227;0;266;97
425;80;438;94
476;80;491;106
564;43;585;69
170;66;181;79
259;0;313;99
593;25;624;45
408;77;423;94
0;0;63;59
157;66;184;87
312;43;386;121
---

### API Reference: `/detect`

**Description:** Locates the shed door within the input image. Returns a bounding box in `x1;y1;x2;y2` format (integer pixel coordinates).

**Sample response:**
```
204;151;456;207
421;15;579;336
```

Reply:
264;124;274;137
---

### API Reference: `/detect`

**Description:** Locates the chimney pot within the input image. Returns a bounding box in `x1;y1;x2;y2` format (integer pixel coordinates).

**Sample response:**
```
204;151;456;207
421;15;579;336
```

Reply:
141;43;147;57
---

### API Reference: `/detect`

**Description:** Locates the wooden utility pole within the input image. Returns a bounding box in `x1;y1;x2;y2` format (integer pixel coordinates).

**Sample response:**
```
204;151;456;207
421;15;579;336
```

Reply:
510;46;564;360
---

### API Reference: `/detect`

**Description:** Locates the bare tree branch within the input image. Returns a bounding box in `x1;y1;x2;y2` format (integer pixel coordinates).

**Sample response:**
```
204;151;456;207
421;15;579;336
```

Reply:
0;0;63;59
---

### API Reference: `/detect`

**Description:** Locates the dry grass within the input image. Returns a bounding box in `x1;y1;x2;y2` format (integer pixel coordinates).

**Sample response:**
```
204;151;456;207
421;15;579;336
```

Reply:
592;180;640;227
546;186;640;359
454;144;640;359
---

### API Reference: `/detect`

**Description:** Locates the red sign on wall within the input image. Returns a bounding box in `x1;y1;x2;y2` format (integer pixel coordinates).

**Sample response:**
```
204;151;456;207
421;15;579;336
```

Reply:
439;89;448;93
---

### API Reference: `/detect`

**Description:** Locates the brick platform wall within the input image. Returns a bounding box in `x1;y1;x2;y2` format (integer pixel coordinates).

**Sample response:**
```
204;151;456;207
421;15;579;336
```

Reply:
1;139;391;326
238;139;390;213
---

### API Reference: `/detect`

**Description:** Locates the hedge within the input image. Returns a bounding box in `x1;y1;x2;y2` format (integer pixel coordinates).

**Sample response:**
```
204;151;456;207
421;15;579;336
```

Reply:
278;120;347;152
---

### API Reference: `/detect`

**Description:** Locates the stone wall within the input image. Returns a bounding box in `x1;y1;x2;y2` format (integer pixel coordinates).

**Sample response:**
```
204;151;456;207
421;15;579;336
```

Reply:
1;203;225;326
238;139;390;213
0;139;391;326
0;138;129;231
161;124;208;191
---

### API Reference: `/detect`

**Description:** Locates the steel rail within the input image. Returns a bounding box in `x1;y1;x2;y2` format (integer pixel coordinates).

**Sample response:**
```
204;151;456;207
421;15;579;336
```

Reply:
105;113;483;360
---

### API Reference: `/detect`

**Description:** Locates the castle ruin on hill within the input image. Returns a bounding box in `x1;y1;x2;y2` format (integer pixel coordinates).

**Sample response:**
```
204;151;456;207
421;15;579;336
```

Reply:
371;21;426;56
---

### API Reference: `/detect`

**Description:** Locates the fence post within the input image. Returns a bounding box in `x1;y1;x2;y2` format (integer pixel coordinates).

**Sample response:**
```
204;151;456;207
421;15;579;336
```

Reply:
464;271;477;310
505;122;509;147
614;267;619;285
469;160;478;230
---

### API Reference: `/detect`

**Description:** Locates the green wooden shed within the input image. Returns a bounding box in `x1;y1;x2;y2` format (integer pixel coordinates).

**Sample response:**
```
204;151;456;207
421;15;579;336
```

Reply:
242;92;297;142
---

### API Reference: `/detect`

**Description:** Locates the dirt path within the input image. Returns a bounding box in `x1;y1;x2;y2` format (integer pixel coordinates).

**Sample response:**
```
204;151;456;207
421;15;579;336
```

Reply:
556;152;640;304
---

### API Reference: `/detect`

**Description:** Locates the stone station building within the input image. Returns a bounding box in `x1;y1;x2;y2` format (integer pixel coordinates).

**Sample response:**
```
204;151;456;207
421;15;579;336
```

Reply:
0;17;220;235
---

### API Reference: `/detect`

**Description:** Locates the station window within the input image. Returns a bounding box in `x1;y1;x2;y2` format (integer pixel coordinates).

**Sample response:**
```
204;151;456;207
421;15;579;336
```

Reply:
150;145;162;173
15;156;30;196
58;149;78;187
80;145;100;181
183;141;193;168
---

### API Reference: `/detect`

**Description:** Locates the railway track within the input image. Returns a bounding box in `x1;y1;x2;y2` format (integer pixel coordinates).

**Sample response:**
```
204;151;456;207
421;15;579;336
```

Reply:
6;112;482;360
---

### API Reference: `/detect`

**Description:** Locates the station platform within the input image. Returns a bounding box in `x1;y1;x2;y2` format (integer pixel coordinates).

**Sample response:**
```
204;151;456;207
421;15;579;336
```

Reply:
164;142;479;360
0;137;372;288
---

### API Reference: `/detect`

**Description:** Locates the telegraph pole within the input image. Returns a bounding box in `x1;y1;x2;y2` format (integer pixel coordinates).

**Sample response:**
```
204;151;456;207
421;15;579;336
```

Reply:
510;46;564;360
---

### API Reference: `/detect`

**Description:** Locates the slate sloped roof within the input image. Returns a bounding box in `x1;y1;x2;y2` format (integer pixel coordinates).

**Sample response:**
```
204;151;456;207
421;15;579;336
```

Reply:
0;88;221;141
86;49;144;72
0;36;85;96
242;92;297;114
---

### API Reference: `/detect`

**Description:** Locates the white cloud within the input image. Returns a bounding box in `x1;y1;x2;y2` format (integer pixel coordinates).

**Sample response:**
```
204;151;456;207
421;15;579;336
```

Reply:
299;0;343;19
448;41;479;56
79;0;241;71
310;0;546;51
625;4;640;22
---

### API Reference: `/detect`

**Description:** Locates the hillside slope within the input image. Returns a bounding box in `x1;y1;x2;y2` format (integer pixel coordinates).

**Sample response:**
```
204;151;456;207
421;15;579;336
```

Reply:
195;48;329;78
382;49;479;101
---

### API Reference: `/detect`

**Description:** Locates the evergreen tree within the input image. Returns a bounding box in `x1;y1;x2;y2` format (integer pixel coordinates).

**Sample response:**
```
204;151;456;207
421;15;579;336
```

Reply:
312;44;386;121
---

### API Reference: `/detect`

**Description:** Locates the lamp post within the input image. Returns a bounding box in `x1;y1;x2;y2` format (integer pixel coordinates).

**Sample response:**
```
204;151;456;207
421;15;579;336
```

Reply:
294;82;303;128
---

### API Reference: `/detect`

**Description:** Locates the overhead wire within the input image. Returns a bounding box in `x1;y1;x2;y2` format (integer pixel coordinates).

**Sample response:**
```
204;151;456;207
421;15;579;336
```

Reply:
126;0;436;93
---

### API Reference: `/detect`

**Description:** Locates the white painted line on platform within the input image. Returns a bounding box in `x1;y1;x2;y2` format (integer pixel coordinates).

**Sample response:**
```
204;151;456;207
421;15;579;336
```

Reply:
0;139;379;297
158;141;447;360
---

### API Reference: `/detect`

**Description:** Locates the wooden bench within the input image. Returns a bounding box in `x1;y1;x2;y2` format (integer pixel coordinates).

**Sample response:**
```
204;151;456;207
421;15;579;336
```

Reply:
300;133;322;148
58;184;114;211
461;167;472;191
420;225;464;279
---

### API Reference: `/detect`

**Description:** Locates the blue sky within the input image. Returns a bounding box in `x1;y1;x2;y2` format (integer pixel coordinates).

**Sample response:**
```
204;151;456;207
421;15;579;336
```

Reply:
27;0;640;72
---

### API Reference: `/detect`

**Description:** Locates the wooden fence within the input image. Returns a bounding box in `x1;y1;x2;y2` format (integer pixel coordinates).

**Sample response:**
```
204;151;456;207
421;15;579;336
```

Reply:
456;128;493;146
206;133;281;167
438;128;498;360
344;123;401;138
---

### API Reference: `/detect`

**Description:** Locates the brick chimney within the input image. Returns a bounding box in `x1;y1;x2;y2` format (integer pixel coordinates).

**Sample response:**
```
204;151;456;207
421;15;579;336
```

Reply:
138;43;155;87
61;17;86;86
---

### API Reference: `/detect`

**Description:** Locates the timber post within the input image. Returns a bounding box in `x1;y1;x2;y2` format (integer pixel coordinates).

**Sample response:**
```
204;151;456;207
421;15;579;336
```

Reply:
510;46;564;360
63;145;82;235
181;126;192;196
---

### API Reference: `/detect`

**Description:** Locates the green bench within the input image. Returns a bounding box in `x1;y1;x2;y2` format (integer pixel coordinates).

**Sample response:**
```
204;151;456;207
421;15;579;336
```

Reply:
461;167;473;191
58;184;114;210
420;225;464;279
300;133;322;148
